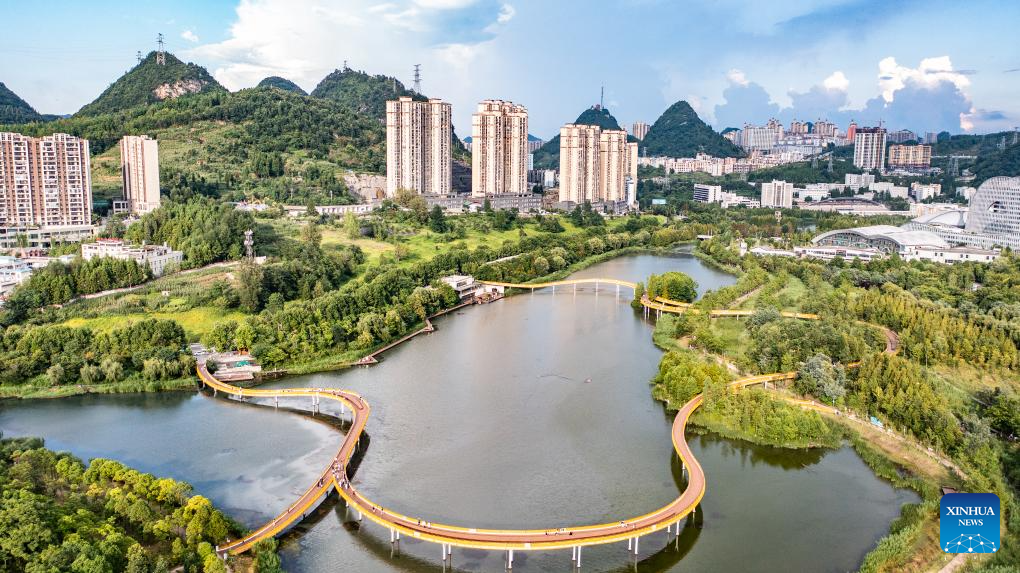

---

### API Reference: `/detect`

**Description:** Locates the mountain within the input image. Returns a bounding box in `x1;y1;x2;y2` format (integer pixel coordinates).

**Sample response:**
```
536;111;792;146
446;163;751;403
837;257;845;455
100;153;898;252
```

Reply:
257;76;307;95
77;52;226;116
310;68;419;119
532;106;631;170
642;101;743;158
0;81;48;123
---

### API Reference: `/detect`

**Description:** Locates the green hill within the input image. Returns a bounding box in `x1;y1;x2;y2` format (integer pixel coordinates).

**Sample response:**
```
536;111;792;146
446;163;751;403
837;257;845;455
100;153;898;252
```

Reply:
77;52;226;116
0;81;48;123
532;106;633;170
971;142;1020;184
256;76;307;95
311;67;419;119
643;101;743;158
6;86;385;204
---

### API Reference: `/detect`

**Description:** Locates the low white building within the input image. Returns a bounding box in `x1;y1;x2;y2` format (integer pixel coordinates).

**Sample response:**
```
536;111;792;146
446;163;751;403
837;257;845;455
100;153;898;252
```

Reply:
910;182;942;202
0;256;34;296
845;173;876;189
81;239;183;277
440;275;504;301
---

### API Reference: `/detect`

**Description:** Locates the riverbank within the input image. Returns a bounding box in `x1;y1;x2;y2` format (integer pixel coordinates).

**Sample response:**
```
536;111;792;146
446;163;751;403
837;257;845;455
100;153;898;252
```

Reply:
0;376;196;400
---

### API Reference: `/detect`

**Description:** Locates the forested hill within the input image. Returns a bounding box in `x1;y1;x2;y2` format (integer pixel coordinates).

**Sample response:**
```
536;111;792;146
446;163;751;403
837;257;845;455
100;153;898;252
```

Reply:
257;76;307;95
2;86;386;203
532;106;635;170
0;81;49;123
971;142;1020;184
643;100;744;158
77;51;225;116
311;67;420;119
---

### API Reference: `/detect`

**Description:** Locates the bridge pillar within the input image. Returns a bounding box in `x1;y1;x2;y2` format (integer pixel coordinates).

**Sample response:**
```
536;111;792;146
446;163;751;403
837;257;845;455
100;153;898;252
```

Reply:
634;536;639;554
358;511;363;522
274;396;278;408
627;538;632;550
571;546;576;561
577;546;581;567
508;549;514;568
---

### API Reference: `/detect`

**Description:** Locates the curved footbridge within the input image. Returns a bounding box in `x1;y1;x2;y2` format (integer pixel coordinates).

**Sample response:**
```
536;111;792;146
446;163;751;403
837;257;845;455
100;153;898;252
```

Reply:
202;277;868;566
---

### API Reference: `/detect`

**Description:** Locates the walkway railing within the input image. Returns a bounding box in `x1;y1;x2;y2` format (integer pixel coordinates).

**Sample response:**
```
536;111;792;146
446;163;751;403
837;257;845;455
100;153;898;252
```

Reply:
203;276;896;565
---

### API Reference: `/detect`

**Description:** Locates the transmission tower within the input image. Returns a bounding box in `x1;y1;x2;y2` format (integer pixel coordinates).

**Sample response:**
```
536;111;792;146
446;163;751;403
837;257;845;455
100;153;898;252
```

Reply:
136;51;143;64
827;153;834;174
412;64;422;93
156;33;166;65
811;154;818;169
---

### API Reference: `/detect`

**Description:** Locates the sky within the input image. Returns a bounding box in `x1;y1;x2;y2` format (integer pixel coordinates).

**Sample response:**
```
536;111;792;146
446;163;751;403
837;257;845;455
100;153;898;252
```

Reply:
3;0;1020;139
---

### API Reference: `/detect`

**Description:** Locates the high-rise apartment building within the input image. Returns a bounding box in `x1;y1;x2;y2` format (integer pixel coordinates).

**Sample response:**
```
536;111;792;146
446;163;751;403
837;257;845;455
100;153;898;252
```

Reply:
386;96;452;197
887;144;931;168
558;124;636;204
853;127;887;170
471;100;529;197
0;132;92;228
812;119;838;138
888;129;917;144
120;135;161;214
738;118;784;151
760;179;794;208
631;121;649;141
846;121;858;141
789;120;809;134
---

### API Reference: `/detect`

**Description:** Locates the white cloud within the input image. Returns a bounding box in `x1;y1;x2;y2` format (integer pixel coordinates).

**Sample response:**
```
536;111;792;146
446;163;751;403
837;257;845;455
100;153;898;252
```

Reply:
181;29;200;43
413;0;478;8
822;71;849;92
877;56;970;102
497;3;515;23
726;68;749;86
185;0;510;131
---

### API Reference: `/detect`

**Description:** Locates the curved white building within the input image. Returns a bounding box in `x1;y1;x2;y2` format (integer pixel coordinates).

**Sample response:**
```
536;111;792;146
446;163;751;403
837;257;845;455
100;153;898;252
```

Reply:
965;177;1020;247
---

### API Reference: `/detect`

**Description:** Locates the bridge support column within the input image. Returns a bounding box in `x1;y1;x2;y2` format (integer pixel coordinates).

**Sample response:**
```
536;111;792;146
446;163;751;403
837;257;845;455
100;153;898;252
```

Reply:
507;549;514;568
390;529;395;543
571;546;576;561
358;511;362;522
274;396;278;408
627;538;632;550
576;546;581;567
633;536;639;554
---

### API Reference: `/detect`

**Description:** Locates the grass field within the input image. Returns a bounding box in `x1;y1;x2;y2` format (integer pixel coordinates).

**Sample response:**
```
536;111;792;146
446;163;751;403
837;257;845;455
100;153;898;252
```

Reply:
62;305;247;338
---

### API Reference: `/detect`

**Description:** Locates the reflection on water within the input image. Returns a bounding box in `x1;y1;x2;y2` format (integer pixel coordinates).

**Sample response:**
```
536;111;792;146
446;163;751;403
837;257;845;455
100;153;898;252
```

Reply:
0;251;917;572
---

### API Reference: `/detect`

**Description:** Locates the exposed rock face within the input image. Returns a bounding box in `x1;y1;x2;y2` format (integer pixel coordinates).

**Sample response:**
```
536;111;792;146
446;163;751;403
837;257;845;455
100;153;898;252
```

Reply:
343;172;387;201
153;79;208;101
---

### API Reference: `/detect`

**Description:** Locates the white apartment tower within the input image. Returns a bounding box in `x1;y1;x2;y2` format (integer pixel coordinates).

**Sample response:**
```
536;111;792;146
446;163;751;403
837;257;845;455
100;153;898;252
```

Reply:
386;96;452;197
120;135;161;214
760;179;794;208
471;100;528;197
853;127;887;170
558;124;637;204
631;121;650;141
0;132;92;227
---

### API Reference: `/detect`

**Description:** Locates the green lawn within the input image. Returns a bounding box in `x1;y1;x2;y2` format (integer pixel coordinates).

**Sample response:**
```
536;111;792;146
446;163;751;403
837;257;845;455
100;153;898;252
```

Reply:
62;306;247;339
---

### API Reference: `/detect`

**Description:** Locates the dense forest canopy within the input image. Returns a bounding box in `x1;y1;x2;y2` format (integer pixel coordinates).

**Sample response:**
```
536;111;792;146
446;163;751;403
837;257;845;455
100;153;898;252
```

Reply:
642;100;744;158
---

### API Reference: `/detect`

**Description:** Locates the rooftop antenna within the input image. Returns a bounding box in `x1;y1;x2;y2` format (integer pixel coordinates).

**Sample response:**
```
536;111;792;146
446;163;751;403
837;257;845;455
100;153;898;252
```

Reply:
413;64;422;94
343;59;348;70
136;51;143;65
156;33;166;65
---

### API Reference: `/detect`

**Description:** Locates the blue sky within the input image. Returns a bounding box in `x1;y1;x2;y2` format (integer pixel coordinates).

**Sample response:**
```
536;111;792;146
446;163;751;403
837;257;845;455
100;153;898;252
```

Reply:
3;0;1019;138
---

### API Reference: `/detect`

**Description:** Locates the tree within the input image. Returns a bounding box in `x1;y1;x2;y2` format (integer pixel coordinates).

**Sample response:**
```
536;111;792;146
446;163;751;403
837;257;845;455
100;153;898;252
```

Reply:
46;364;66;385
647;271;698;303
236;261;264;312
343;212;360;239
428;205;448;233
796;354;846;404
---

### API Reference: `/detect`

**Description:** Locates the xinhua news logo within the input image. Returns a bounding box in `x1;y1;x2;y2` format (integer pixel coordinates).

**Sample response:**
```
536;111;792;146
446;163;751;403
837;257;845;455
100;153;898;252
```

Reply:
940;493;999;554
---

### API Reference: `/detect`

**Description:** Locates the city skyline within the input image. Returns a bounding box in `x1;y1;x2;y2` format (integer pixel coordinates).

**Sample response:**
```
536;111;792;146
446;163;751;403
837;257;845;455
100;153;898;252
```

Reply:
3;0;1020;138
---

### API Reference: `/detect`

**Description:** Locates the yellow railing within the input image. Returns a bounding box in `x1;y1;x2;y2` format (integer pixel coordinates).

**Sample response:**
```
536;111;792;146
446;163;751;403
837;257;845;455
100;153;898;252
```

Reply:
205;277;892;557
